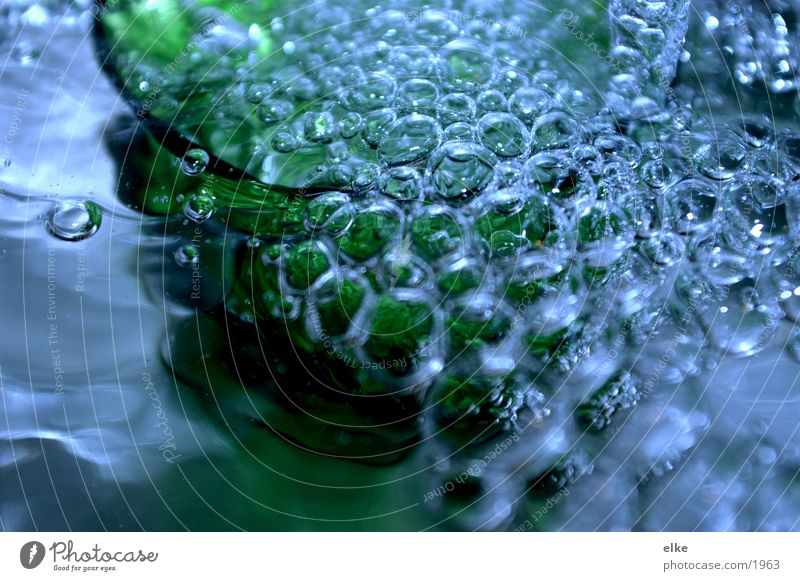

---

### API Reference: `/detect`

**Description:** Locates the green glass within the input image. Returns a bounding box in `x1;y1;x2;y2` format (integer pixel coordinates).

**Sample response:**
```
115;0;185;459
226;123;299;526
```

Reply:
96;0;688;463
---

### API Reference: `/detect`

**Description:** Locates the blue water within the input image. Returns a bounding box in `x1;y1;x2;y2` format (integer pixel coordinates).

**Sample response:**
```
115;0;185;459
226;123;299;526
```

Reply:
0;0;799;531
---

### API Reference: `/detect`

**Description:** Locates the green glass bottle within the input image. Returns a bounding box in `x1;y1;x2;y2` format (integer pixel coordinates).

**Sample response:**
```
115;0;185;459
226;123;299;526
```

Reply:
96;0;697;466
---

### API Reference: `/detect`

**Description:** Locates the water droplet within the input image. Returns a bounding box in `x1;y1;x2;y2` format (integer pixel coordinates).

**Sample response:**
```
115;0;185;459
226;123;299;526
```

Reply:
44;201;103;242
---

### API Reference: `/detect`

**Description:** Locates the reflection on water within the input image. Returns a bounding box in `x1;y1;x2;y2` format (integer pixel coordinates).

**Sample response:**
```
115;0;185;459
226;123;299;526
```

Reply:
0;0;799;532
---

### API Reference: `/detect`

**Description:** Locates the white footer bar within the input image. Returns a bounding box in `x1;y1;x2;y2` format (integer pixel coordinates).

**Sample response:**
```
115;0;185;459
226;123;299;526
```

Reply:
1;533;797;579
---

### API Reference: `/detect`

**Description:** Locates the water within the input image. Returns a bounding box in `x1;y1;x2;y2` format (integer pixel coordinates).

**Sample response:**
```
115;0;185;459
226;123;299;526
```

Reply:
1;0;800;531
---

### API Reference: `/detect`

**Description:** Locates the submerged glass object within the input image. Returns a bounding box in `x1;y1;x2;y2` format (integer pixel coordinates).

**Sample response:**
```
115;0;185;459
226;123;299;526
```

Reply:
96;0;800;530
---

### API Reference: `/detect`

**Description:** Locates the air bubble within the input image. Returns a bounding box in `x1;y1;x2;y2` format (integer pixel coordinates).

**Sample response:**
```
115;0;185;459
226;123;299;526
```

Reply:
395;78;439;114
694;133;747;181
257;99;293;123
175;244;200;266
439;38;496;92
477;112;529;158
180;149;209;176
509;87;551;123
341;72;396;112
429;141;497;201
304;111;336;143
338;112;364;139
379;114;441;164
184;195;215;223
271;128;301;153
443;122;474;142
380;167;422;202
667;179;720;237
531;111;581;150
438;93;476;125
305;192;354;237
525;152;596;210
475;89;507;113
726;177;790;251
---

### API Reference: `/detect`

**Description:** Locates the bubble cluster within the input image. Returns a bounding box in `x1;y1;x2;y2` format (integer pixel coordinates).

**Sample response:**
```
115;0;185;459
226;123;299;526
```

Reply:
696;1;799;94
